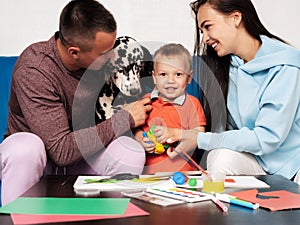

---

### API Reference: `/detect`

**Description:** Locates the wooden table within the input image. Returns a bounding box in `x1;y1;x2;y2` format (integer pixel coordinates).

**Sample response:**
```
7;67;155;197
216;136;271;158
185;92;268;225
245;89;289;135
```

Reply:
1;175;300;225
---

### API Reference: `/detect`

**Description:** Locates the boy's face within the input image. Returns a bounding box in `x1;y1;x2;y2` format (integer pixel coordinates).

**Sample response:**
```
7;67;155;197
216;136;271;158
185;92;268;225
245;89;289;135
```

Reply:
152;56;192;102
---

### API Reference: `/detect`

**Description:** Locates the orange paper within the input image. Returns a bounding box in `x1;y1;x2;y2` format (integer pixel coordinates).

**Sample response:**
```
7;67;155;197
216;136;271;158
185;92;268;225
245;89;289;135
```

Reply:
231;189;300;211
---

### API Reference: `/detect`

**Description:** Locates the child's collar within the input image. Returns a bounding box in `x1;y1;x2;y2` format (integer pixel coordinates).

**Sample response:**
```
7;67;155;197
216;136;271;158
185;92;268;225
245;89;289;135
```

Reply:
150;89;186;105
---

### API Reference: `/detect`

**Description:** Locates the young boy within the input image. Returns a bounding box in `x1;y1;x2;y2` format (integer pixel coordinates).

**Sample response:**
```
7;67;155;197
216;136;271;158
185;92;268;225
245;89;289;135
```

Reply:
134;43;206;174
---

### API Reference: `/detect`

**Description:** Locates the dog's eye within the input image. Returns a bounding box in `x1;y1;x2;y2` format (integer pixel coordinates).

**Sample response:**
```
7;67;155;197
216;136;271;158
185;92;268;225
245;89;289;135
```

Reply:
115;66;125;73
133;65;142;71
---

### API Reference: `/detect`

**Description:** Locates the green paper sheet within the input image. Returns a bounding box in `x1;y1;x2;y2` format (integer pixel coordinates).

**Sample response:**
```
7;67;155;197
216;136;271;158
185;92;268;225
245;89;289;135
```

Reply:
0;197;130;215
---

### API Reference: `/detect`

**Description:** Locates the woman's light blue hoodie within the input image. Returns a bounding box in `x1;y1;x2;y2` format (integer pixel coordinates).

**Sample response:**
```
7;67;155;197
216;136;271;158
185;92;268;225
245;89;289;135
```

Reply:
198;36;300;178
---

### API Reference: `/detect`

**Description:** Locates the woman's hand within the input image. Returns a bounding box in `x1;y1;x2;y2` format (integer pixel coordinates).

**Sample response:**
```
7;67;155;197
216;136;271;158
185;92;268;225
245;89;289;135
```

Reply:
166;129;199;159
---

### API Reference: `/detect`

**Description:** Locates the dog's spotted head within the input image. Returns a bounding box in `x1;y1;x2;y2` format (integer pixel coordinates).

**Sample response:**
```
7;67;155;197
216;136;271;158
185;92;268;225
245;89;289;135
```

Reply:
95;36;153;123
106;36;144;96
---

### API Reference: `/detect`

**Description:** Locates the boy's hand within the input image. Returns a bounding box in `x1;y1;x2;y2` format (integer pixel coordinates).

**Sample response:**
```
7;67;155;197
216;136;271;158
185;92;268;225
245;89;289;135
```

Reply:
133;129;155;153
153;126;181;144
141;136;155;153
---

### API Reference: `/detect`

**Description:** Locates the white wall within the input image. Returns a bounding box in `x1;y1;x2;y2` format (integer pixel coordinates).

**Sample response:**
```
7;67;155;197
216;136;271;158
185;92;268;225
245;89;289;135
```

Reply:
252;0;300;48
0;0;68;56
0;0;299;56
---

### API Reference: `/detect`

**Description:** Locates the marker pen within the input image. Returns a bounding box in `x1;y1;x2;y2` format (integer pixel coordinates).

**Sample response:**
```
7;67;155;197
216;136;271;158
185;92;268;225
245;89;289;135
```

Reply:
215;193;259;210
210;195;228;212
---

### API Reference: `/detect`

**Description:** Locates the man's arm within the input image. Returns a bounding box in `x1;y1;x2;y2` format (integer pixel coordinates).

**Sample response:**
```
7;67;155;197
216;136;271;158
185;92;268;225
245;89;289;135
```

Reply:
11;67;151;167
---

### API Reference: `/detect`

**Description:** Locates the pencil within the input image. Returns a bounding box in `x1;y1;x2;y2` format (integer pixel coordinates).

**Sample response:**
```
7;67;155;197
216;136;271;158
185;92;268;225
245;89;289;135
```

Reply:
175;147;208;176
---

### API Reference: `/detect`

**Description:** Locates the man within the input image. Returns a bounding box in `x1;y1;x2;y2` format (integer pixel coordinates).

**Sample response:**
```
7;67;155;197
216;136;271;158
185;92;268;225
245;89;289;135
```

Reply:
0;0;152;205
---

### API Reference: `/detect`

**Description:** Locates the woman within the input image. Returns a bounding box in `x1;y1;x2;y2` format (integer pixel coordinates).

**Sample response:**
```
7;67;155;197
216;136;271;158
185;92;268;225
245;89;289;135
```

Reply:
155;0;300;184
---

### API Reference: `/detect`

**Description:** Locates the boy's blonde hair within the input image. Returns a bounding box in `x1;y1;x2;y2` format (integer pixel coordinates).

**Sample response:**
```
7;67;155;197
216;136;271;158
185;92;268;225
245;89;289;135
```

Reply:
153;43;192;74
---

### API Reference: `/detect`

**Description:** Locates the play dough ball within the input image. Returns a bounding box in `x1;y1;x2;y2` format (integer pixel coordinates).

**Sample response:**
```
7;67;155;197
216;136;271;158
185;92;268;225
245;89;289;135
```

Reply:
173;172;186;185
188;178;197;187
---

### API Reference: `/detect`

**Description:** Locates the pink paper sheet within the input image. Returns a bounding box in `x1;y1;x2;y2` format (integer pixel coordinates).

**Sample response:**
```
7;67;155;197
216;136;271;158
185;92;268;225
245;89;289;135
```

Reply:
11;202;149;224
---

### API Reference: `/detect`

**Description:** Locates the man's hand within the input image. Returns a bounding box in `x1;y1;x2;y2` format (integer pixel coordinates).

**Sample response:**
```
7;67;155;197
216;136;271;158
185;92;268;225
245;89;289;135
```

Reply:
123;98;152;127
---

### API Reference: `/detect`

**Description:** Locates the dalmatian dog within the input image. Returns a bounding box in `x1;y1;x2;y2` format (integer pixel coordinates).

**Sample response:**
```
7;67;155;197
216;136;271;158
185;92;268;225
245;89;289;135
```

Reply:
95;36;153;123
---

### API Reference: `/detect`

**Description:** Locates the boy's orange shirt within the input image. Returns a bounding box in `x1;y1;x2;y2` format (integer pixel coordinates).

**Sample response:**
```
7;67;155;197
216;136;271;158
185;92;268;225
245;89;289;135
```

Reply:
142;92;206;174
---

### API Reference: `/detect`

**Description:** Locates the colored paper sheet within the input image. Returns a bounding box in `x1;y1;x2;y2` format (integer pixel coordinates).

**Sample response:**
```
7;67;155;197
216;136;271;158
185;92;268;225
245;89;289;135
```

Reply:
0;197;129;215
11;202;149;224
176;176;270;189
230;189;300;211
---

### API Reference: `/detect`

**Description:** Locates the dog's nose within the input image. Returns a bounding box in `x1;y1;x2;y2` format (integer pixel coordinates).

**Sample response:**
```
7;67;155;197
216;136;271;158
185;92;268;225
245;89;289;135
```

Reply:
130;88;141;96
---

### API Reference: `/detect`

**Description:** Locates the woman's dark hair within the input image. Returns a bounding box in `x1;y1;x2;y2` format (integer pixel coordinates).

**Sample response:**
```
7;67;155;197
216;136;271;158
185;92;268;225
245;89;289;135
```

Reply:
190;0;285;131
59;0;117;51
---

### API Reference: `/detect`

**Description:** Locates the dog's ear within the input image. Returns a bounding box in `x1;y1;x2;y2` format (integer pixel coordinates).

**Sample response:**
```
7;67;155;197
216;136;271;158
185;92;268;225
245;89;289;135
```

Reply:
141;45;152;62
140;45;153;78
139;45;154;93
100;60;114;81
113;38;121;48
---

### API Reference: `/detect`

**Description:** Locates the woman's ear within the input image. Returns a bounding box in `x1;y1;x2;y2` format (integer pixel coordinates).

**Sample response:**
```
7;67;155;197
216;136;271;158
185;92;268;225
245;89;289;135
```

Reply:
68;46;80;60
232;10;242;27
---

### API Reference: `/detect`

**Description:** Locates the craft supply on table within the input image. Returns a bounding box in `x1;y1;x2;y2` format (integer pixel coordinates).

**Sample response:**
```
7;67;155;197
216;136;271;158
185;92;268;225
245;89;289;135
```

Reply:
188;178;197;186
174;148;208;176
230;189;300;211
216;193;260;210
210;195;228;212
0;197;130;215
122;191;185;207
202;171;225;194
176;175;270;189
172;171;197;186
73;174;175;193
84;173;169;184
172;172;187;185
144;187;227;212
146;187;211;203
